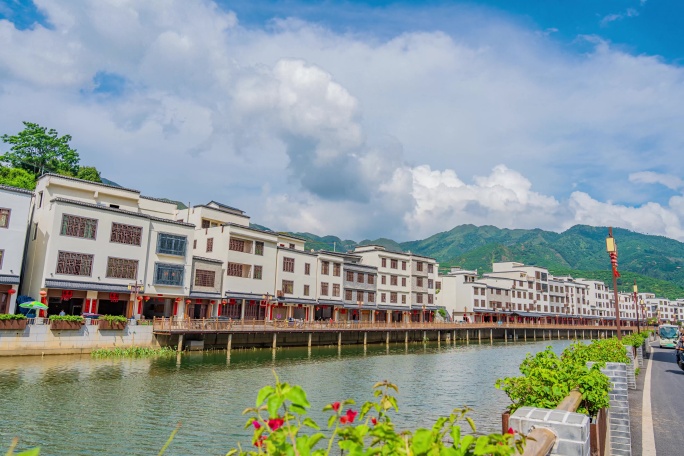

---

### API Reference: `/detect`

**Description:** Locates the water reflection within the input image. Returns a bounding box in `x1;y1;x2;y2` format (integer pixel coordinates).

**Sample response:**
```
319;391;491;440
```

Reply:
0;340;577;455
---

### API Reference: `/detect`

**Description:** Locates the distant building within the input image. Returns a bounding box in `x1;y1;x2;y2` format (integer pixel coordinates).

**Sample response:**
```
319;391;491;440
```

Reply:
0;184;33;314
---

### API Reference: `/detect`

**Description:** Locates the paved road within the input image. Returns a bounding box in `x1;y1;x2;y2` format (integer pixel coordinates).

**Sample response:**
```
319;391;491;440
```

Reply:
649;344;684;455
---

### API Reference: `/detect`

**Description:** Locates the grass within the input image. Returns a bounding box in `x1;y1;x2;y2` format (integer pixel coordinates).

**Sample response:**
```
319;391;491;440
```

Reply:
90;346;176;358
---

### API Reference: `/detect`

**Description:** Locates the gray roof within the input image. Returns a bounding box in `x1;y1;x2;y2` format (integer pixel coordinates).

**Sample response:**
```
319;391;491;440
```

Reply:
51;197;195;227
208;200;245;214
0;274;20;285
39;173;140;194
44;278;131;293
192;256;224;264
224;291;264;301
0;184;34;196
278;297;319;305
194;204;249;218
317;299;344;306
188;291;222;299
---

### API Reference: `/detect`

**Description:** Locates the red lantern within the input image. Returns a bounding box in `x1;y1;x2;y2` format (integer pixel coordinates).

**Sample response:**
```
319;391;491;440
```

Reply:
230;299;236;305
144;296;150;302
185;299;191;305
7;289;16;295
210;300;216;304
221;299;227;305
136;296;142;302
39;290;47;297
175;297;181;303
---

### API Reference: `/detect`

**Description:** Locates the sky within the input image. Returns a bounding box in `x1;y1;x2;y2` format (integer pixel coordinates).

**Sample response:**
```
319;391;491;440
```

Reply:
2;0;684;242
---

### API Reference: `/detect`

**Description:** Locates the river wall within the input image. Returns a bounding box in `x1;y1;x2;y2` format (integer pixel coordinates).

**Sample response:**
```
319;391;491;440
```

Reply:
0;322;157;356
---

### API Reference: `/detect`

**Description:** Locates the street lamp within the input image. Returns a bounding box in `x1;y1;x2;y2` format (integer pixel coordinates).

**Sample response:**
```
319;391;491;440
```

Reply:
606;227;622;340
633;281;640;332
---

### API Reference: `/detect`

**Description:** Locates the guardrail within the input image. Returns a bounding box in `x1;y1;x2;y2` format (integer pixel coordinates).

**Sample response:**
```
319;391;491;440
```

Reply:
521;391;583;456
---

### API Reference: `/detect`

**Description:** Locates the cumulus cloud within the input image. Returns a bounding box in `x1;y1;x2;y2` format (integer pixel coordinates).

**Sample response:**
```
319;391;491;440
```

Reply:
601;8;639;26
2;0;684;242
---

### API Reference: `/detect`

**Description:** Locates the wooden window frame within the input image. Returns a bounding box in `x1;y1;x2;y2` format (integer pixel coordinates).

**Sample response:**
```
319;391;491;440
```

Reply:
106;257;138;280
56;251;94;276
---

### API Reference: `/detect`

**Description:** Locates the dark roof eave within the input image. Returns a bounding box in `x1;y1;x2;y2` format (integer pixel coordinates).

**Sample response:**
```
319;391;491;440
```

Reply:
40;173;140;193
0;184;34;196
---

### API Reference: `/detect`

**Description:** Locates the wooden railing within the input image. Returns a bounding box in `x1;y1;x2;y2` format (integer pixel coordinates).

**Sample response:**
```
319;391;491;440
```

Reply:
152;317;631;333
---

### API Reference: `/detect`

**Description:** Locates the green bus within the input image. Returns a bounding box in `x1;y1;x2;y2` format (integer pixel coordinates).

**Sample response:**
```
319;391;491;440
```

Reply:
658;324;680;348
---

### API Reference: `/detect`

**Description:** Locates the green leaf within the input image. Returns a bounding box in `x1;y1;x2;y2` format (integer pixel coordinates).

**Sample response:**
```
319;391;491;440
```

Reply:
256;385;275;407
16;449;41;456
286;385;311;409
267;395;284;418
411;428;433;454
302;417;320;430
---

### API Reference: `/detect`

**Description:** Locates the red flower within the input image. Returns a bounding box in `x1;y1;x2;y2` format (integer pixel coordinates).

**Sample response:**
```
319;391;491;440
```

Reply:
331;402;341;412
340;409;358;424
252;420;262;429
267;418;285;431
371;417;377;426
507;427;515;435
254;436;267;448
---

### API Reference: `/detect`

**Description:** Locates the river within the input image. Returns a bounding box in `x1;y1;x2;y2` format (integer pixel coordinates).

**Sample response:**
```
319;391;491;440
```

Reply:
0;339;576;455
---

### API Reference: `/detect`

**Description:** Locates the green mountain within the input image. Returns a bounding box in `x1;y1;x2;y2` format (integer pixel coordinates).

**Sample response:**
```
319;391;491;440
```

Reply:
288;224;684;299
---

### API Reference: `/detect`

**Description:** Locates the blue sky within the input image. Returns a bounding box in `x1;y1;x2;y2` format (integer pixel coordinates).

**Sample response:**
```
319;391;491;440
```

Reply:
1;0;684;241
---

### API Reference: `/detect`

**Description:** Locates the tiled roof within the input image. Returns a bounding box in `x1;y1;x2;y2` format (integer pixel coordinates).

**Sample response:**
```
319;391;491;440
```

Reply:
188;291;222;298
192;256;224;264
40;173;140;193
208;200;244;214
0;274;20;285
51;197;195;227
194;204;249;218
44;279;131;293
0;184;34;196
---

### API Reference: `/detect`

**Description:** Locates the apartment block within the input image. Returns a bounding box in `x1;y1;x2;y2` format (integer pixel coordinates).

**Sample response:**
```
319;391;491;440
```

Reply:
0;184;33;314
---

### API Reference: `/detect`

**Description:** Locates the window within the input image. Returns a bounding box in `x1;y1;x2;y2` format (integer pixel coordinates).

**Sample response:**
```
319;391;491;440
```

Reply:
0;208;10;228
60;214;97;239
381;258;387;267
390;259;398;269
381;293;386;303
56;251;93;276
157;233;187;256
229;238;246;252
428;264;434;273
304;284;310;296
368;275;375;285
346;271;354;281
401;277;406;287
357;272;364;283
201;219;211;229
417;277;423;287
106;257;138;279
428;279;433;289
333;263;341;276
255;241;264;256
32;222;37;240
193;240;197;249
390;292;398;303
289;243;295;249
154;263;184;286
283;257;295;273
368;292;375;303
38;192;43;208
304;263;311;275
109;222;142;245
0;250;4;268
206;238;213;252
321;261;330;275
416;293;423;304
321;282;329;296
402;261;406;270
428;294;434;304
282;280;294;294
381;275;386;285
253;265;262;280
194;269;216;287
356;290;364;302
401;295;406;304
390;275;398;286
227;262;247;278
416;261;423;272
332;284;340;297
345;290;353;300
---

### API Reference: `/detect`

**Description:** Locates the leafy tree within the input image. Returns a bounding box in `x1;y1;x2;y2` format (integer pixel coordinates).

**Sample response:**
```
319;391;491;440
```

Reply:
1;121;80;176
0;166;36;190
76;165;102;183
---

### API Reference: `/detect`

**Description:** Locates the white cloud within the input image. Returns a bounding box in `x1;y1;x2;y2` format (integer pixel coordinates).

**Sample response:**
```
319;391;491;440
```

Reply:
628;171;684;190
601;8;639;26
2;0;684;242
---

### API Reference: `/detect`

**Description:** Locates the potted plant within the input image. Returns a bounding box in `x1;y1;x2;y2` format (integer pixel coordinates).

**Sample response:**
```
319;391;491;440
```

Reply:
49;315;85;330
98;315;128;330
0;313;28;330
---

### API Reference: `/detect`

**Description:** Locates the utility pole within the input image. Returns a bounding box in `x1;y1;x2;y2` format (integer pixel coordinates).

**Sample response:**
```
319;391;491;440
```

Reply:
606;227;622;340
633;280;640;333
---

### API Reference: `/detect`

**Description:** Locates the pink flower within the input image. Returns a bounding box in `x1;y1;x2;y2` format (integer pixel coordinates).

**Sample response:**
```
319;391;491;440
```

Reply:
252;421;262;429
340;409;358;425
267;418;285;431
331;402;341;412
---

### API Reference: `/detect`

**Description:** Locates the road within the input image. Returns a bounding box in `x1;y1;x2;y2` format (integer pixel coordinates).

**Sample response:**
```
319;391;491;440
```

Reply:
649;344;684;455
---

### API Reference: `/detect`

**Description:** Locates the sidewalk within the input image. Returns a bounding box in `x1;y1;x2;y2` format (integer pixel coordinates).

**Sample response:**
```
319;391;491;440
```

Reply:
627;345;648;456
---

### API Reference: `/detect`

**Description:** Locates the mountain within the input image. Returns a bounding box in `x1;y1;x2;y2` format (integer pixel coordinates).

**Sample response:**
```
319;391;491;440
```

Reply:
287;224;684;299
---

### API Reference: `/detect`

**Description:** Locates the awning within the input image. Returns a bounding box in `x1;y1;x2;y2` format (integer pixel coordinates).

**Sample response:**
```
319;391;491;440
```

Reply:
224;292;264;300
189;291;222;299
44;279;131;293
279;297;318;305
376;305;410;311
510;312;547;318
343;303;377;310
410;305;438;311
0;274;20;285
317;299;344;306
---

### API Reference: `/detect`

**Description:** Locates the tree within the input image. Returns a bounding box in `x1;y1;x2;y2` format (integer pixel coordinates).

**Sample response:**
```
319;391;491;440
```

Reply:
76;165;102;183
1;121;80;176
0;166;35;190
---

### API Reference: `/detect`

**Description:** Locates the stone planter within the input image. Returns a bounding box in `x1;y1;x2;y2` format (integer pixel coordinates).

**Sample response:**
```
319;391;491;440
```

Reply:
0;319;27;330
50;320;84;330
590;408;607;456
98;320;127;330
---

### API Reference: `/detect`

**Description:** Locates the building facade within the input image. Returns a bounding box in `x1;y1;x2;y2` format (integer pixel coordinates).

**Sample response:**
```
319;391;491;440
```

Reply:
0;184;33;314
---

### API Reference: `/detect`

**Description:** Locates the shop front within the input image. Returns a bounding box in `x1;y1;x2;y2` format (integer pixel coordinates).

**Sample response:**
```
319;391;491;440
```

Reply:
244;299;267;320
314;305;334;321
95;292;130;316
42;279;134;317
0;283;18;314
219;298;243;319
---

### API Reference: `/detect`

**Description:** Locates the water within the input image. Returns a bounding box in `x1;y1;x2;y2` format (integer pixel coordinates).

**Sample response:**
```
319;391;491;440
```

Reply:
0;340;575;455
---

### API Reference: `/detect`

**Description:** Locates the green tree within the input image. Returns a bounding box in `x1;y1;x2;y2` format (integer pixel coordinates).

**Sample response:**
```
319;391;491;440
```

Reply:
0;166;36;190
1;121;80;176
76;165;102;183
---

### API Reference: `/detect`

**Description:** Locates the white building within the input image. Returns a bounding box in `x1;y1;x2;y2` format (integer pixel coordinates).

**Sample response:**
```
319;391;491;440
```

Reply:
434;267;482;322
23;174;195;318
0;184;33;314
273;234;319;321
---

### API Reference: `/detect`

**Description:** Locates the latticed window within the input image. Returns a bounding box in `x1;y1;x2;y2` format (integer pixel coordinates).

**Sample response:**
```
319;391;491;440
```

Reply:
390;259;398;269
401;295;406;304
194;269;215;287
368;275;375;285
56;251;93;276
154;263;184;286
333;263;341;276
381;293;386;303
321;282;329;296
61;214;97;239
283;257;295;273
368;292;375;303
227;262;245;278
381;275;386;285
206;238;213;252
390;275;397;286
0;208;9;228
417;277;423;287
110;222;142;245
345;290;352;300
428;279;433;289
416;261;424;272
428;294;433;304
356;290;364;302
357;273;364;283
106;257;138;279
304;263;310;275
321;261;329;275
332;284;340;297
346;271;354;281
282;280;294;294
390;292;397;303
304;285;310;296
416;293;424;304
229;238;246;252
157;233;187;256
428;264;434;273
255;241;264;256
201;219;210;228
402;261;407;270
381;258;386;267
402;277;406;287
253;265;262;280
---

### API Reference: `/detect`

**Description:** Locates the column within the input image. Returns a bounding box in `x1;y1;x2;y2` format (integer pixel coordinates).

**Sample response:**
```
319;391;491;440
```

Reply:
240;299;246;320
